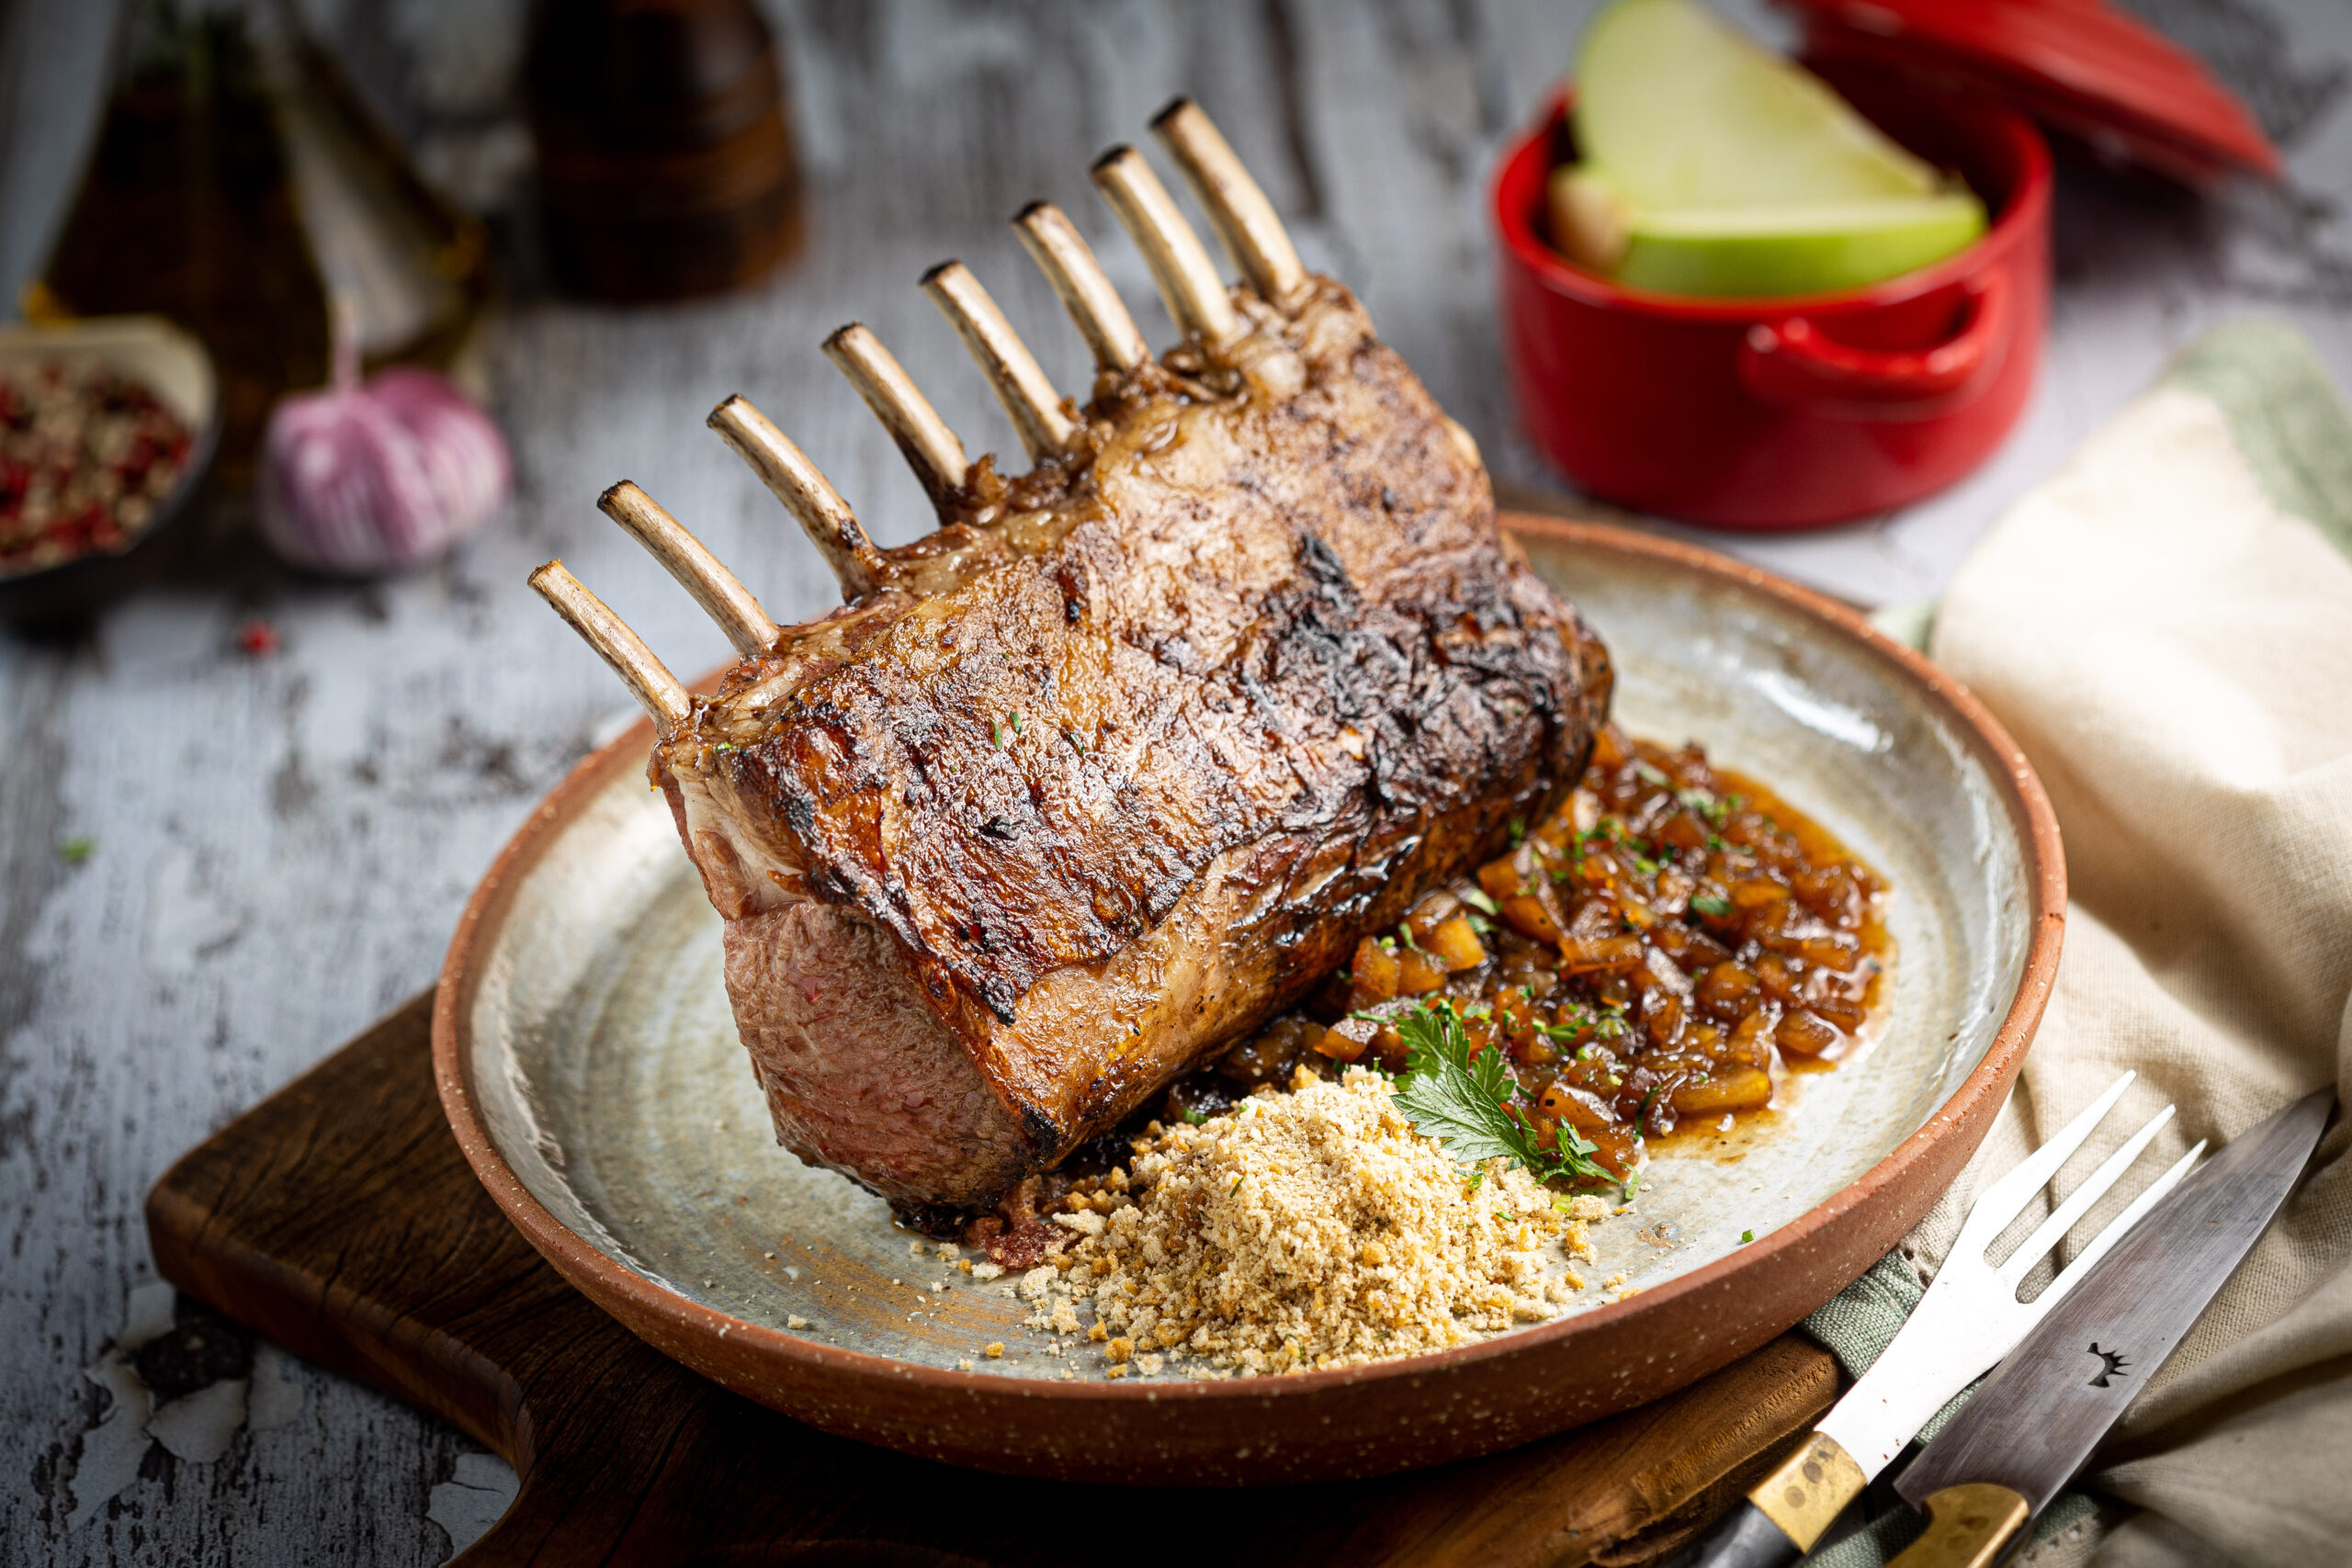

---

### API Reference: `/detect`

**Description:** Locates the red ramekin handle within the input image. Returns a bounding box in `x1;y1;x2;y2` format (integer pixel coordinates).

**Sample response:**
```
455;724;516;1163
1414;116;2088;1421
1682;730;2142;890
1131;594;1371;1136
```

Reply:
1738;272;2011;420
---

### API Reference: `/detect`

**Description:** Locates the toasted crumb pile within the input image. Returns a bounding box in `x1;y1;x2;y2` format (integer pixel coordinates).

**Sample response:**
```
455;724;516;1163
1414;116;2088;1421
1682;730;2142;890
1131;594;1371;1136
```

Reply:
1012;1067;1607;1378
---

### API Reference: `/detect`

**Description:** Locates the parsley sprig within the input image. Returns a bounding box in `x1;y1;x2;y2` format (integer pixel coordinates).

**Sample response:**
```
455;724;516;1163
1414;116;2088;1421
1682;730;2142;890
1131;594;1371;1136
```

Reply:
1390;1000;1633;1198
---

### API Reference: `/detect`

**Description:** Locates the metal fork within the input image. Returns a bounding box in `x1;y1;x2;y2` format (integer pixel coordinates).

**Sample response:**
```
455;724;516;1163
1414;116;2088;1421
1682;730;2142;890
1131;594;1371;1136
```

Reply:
1680;1070;2203;1568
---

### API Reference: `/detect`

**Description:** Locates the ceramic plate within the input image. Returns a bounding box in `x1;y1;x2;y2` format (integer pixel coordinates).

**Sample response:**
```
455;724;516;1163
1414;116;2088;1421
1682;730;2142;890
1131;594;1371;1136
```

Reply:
436;516;2063;1484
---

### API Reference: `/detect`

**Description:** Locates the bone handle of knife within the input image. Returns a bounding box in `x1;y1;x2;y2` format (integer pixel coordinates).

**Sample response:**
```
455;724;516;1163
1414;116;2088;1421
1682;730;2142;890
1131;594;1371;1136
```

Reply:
1883;1485;2031;1568
1747;1432;1870;1553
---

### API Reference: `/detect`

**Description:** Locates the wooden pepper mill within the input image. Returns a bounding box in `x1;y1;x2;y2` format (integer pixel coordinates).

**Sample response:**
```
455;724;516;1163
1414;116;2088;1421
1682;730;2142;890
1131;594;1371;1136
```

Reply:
525;0;802;301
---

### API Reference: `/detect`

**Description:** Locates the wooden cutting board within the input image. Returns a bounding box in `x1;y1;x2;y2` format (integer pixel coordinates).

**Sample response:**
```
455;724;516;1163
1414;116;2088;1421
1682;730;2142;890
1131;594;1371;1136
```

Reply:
145;992;1839;1567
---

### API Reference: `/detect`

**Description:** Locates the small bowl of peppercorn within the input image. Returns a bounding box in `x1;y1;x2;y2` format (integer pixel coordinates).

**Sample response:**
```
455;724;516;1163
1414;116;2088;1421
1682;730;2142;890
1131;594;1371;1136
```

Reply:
0;315;220;634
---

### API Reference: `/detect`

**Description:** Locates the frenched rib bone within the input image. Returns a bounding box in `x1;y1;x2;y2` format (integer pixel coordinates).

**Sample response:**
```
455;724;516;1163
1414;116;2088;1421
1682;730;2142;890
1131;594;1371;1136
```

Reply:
536;103;1612;1207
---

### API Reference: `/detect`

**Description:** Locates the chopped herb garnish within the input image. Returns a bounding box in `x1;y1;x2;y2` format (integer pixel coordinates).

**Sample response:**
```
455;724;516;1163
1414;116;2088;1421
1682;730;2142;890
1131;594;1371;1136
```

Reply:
1634;761;1673;788
1391;999;1625;1195
1461;887;1499;917
1678;787;1733;827
990;720;1006;748
1230;1176;1244;1196
58;837;95;864
1182;1107;1209;1125
1740;1229;1756;1244
1011;711;1023;734
1396;922;1419;950
1508;818;1527;848
1690;895;1731;918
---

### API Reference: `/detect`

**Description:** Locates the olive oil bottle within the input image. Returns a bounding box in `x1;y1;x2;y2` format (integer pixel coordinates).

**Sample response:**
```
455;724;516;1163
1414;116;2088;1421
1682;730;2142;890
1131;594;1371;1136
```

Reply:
28;3;485;487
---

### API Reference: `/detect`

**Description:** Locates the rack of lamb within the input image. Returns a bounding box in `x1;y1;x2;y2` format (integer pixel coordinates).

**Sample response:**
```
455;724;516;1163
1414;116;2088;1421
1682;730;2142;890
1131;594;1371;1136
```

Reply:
532;102;1613;1210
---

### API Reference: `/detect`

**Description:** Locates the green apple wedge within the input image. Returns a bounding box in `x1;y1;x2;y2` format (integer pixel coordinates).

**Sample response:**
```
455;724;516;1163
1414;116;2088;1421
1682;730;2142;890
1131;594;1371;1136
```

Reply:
1574;0;1943;208
1551;167;1985;298
1552;0;1986;296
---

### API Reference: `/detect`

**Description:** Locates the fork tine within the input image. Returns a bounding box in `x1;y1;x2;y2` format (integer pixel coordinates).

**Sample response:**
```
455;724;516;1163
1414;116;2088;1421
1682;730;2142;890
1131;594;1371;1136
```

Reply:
1997;1103;2177;1284
1952;1071;2136;1258
2031;1139;2204;1305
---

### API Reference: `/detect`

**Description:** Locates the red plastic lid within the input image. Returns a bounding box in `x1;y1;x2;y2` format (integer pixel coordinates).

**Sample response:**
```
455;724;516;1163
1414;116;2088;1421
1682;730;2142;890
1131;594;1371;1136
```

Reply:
1783;0;2280;185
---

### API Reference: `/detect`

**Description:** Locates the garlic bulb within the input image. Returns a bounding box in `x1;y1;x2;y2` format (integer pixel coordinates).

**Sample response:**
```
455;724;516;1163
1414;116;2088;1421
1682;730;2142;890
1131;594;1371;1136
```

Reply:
257;307;509;574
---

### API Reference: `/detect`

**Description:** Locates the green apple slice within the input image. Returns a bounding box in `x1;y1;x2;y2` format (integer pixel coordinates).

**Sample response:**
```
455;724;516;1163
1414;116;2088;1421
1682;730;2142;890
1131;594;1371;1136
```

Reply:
1612;194;1986;297
1574;0;1943;208
1548;165;1984;296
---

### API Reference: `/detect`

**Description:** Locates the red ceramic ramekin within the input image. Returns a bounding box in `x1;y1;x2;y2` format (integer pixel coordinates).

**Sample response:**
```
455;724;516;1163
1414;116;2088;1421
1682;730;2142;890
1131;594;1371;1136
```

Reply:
1493;70;2052;530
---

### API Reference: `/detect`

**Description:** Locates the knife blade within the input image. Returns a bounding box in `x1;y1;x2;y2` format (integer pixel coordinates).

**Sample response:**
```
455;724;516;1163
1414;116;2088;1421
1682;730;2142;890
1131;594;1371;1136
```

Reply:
1885;1086;2335;1568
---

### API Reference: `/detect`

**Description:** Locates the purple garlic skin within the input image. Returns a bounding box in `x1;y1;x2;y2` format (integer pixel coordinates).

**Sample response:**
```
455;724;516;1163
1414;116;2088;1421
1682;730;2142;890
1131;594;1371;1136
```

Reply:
258;365;510;576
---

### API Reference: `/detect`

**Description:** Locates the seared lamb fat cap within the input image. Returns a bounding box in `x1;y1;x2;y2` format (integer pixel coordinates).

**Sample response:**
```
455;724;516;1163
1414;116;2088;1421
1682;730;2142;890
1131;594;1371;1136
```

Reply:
532;102;1612;1207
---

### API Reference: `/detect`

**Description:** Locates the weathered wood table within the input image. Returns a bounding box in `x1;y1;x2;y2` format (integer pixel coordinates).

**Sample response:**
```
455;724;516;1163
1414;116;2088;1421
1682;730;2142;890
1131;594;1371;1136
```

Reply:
2;1;2347;1562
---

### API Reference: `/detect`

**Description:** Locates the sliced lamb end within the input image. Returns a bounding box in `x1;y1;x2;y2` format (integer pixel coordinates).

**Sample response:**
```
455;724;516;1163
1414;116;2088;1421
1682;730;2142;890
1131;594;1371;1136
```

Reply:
724;901;1035;1207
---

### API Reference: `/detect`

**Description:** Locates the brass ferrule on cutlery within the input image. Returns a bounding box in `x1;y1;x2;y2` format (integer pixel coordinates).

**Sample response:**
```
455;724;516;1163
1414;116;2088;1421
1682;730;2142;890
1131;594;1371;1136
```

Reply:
1749;1433;1870;1552
1886;1484;2031;1568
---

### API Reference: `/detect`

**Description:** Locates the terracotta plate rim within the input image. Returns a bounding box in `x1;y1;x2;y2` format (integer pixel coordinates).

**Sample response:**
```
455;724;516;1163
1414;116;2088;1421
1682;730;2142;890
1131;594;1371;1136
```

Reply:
433;513;2065;1408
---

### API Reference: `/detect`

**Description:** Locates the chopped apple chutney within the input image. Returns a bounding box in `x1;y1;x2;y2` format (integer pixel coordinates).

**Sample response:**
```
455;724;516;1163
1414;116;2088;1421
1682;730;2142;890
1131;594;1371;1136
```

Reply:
1192;724;1887;1183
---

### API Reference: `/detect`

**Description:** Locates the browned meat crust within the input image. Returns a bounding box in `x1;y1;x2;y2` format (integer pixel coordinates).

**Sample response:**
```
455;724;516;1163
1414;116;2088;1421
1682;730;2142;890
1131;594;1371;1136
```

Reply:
653;280;1611;1205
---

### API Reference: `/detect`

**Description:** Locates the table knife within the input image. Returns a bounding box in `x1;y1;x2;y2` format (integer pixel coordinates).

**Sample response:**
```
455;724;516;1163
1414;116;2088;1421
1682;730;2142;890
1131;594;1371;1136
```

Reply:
1885;1085;2335;1568
1677;1073;2196;1568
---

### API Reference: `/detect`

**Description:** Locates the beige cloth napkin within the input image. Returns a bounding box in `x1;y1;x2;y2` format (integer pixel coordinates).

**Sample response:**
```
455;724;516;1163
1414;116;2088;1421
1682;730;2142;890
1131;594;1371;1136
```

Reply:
1890;320;2352;1568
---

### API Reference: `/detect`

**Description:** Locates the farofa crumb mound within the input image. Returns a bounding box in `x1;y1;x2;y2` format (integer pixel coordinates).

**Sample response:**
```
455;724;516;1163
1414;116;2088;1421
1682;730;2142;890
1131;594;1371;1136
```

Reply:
1014;1067;1597;1376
